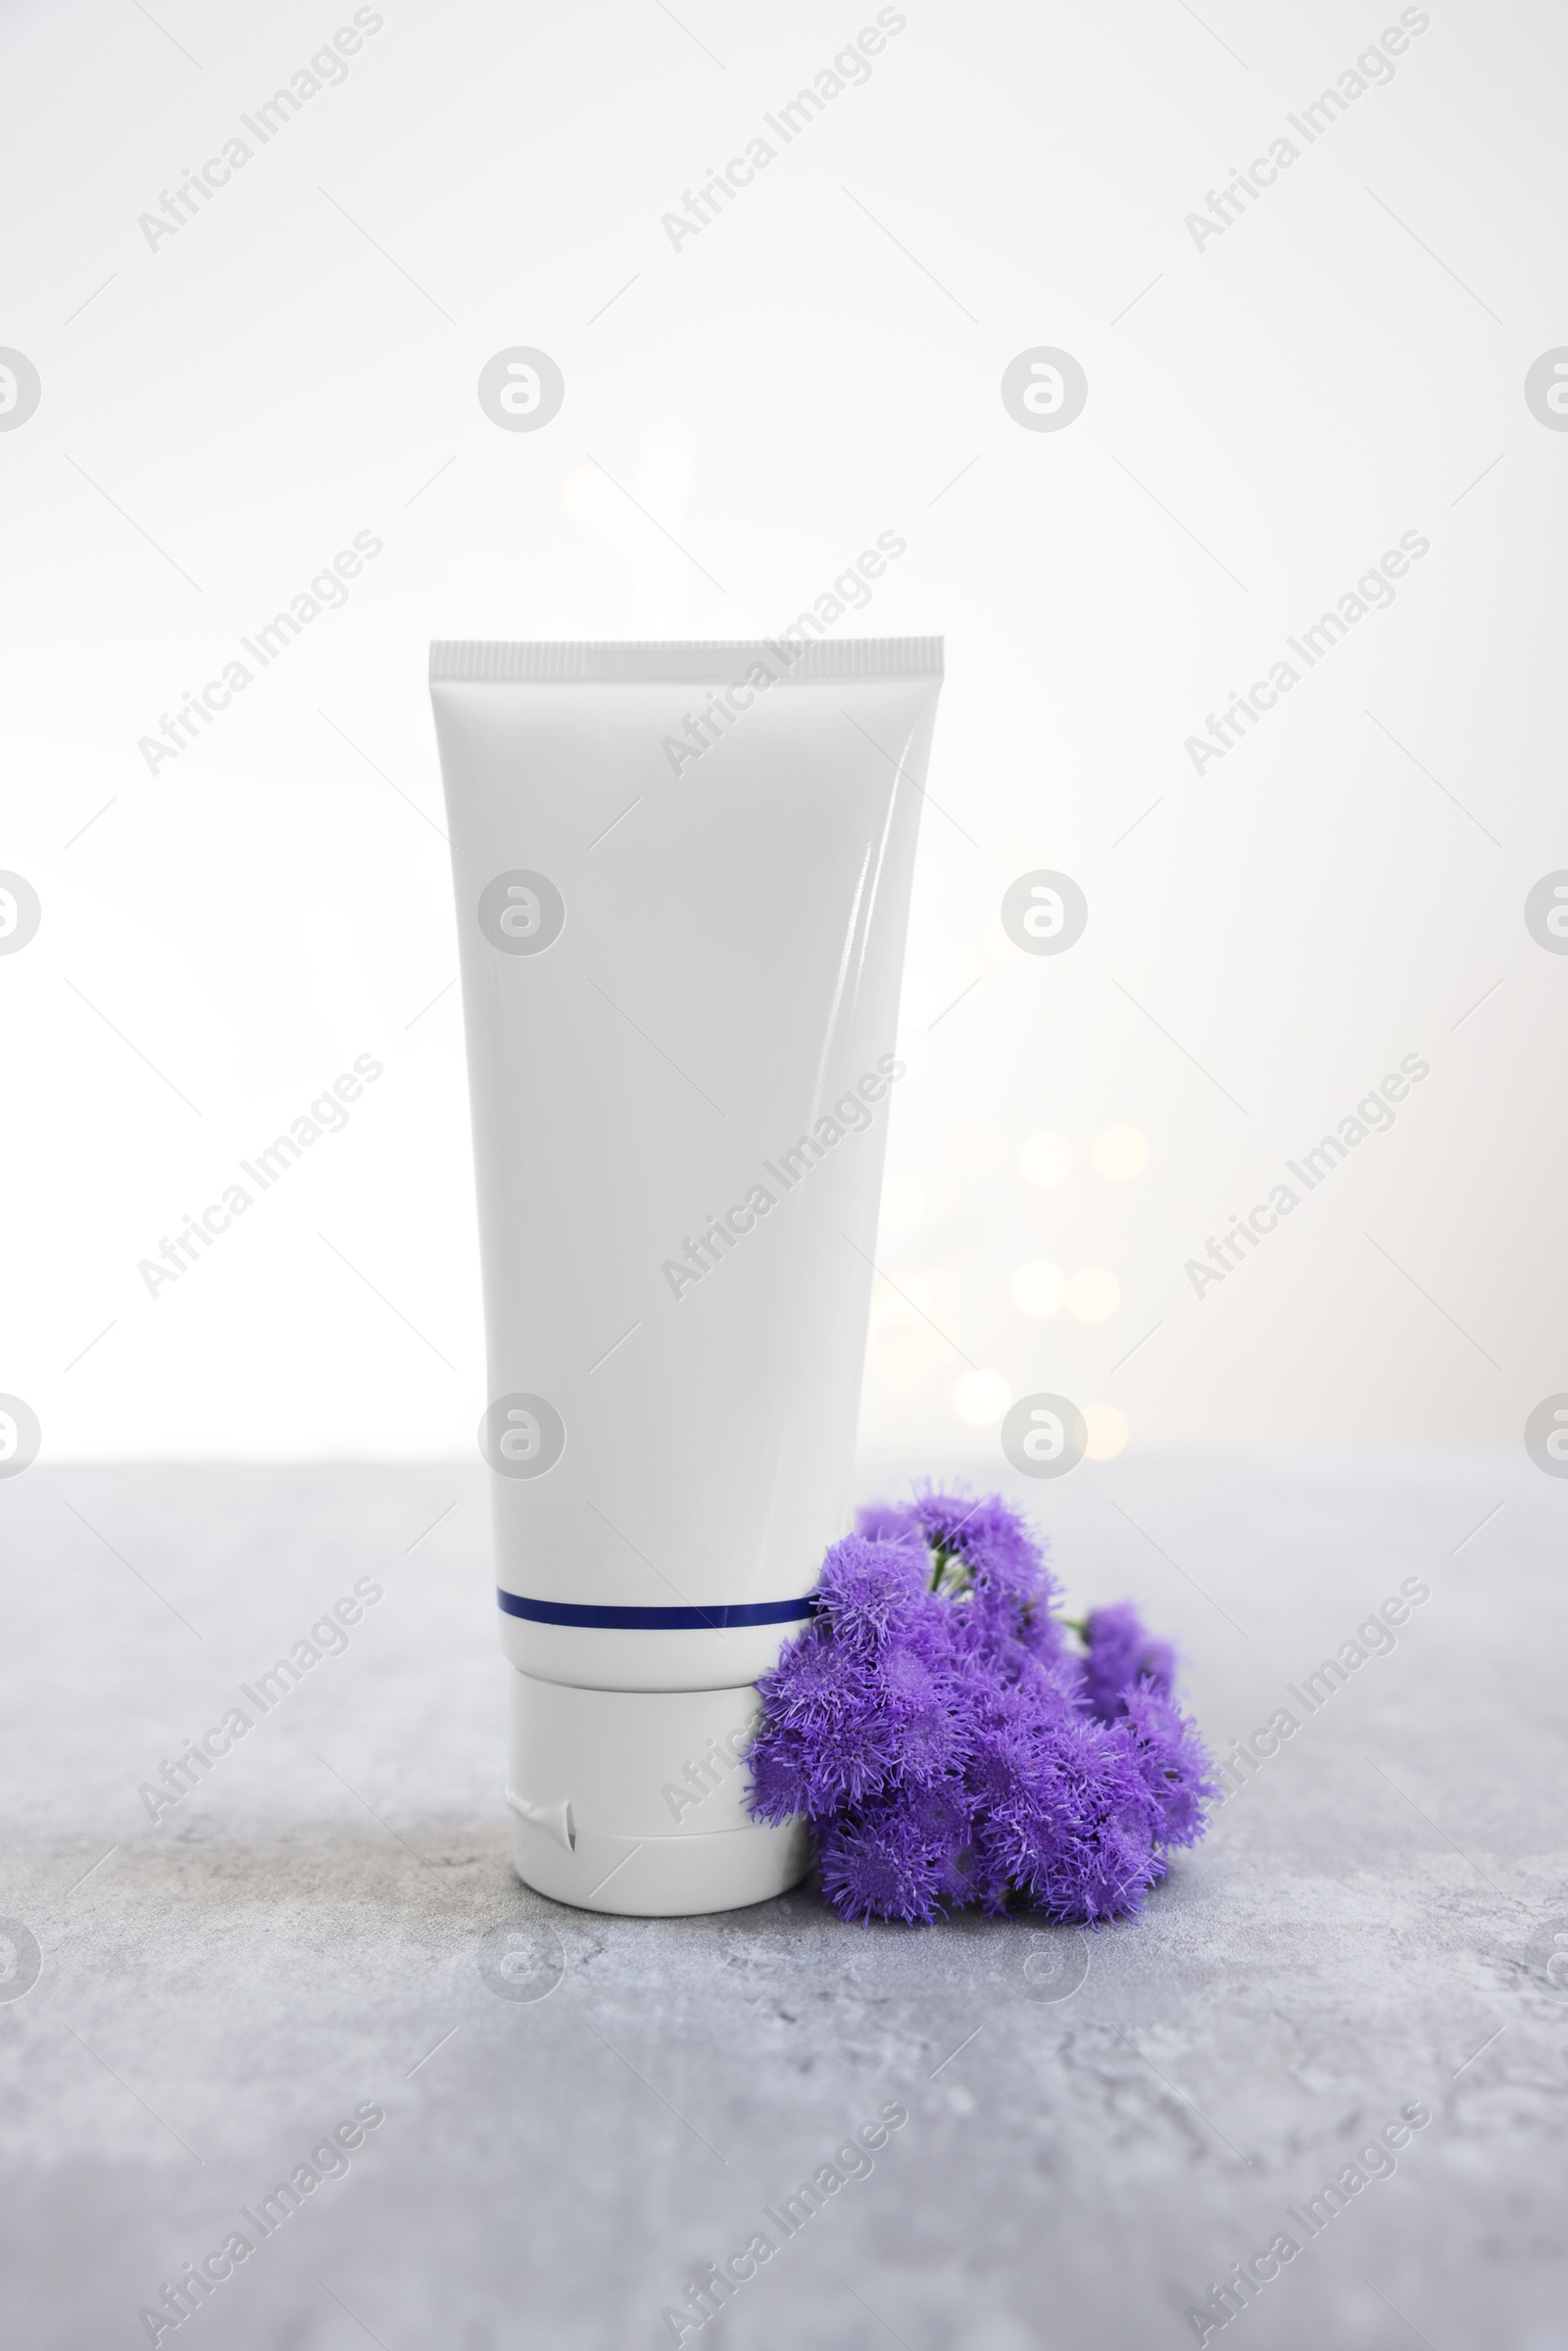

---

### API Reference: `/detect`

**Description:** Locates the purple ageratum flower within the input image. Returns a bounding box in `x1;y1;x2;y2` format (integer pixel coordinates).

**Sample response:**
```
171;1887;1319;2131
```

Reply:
873;1486;1054;1605
979;1705;1164;1925
1081;1600;1176;1722
1117;1683;1218;1848
902;1781;971;1844
877;1641;969;1785
816;1775;1000;1926
816;1798;947;1927
854;1499;926;1555
907;1486;1051;1597
748;1536;967;1821
812;1532;929;1656
747;1621;900;1821
858;1487;1069;1671
750;1491;1214;1927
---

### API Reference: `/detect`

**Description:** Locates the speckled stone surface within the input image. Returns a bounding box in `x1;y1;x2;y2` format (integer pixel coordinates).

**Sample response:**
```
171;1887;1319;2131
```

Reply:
1;1454;1563;2351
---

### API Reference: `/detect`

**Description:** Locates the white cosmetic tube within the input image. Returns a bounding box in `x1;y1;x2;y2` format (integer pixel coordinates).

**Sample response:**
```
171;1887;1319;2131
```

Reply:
431;637;943;1915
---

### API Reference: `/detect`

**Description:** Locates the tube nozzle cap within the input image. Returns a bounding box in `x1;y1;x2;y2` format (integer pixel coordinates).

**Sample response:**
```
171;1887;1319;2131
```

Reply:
507;1672;811;1917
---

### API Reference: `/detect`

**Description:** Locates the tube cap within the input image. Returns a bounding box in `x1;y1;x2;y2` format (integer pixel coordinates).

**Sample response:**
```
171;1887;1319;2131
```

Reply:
507;1672;812;1917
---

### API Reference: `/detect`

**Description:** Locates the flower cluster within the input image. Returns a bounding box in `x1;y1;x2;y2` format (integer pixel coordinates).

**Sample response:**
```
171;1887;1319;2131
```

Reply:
747;1489;1215;1926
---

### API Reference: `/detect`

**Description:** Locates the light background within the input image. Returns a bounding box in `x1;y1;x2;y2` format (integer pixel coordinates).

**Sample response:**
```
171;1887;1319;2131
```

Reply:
3;0;1565;1463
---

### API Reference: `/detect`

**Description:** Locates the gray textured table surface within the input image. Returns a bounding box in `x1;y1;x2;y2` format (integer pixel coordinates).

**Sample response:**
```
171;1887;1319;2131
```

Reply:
2;1454;1563;2351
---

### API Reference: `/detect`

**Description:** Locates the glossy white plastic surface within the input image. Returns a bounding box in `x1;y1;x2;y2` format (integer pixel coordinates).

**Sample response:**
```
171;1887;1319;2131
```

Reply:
507;1672;812;1915
432;636;942;1910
